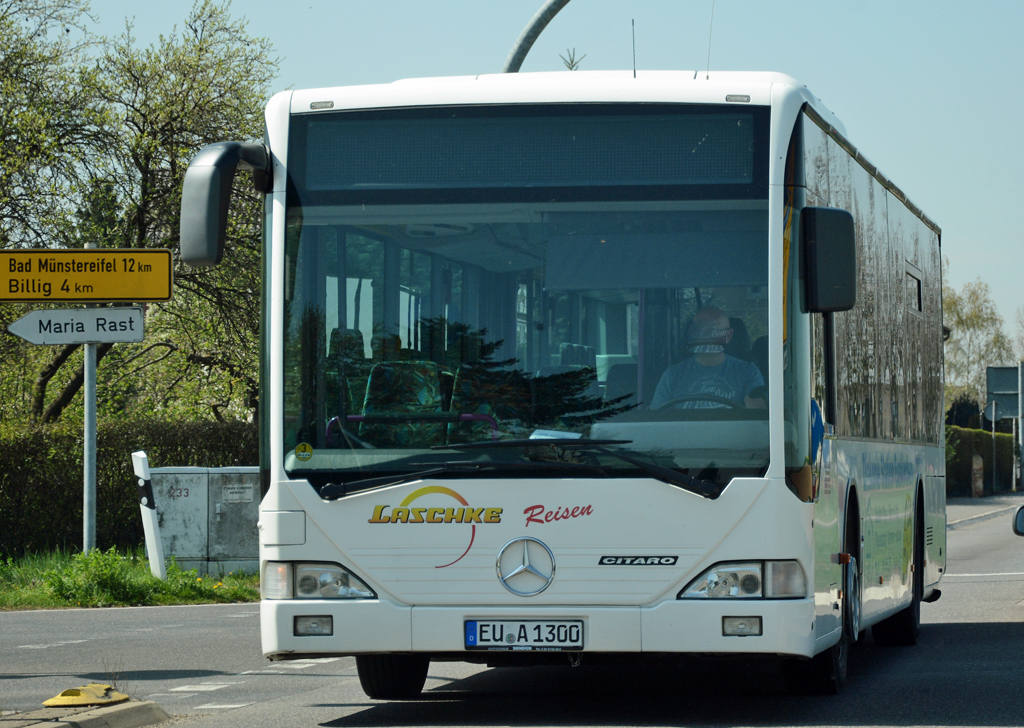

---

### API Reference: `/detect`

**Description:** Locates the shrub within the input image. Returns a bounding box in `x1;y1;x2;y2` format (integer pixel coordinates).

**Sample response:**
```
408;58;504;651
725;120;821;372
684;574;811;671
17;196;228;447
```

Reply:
38;548;259;607
0;419;257;557
45;547;157;606
945;425;1015;496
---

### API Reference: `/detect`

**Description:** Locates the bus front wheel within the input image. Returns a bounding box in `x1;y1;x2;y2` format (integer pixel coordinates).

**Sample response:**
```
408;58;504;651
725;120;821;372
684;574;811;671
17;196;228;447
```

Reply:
872;508;923;646
356;654;429;700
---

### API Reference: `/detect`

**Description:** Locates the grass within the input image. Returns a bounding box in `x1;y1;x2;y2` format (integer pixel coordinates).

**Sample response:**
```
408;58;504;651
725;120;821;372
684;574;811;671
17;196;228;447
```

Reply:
0;547;259;610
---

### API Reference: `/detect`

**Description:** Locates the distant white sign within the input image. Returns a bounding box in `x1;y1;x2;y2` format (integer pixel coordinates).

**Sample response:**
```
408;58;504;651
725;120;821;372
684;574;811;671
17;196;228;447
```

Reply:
8;307;144;345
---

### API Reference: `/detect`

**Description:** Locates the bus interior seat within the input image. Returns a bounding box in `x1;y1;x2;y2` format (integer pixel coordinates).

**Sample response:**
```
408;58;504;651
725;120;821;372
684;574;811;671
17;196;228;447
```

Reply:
370;332;402;361
330;328;366;361
359;360;446;447
447;365;523;444
327;328;370;416
604;363;639;406
532;364;598;411
725;317;751;361
751;335;769;385
583;346;597;370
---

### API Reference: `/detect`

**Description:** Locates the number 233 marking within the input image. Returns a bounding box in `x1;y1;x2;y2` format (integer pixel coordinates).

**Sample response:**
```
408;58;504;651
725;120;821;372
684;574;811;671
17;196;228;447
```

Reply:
169;487;189;498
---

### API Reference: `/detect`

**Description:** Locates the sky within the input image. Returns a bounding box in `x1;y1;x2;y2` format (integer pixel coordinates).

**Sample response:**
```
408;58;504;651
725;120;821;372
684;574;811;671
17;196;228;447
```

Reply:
85;0;1024;331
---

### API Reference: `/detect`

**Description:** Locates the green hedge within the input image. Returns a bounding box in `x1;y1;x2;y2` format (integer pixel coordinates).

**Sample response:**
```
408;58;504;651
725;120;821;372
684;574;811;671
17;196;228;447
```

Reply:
945;425;1016;497
0;419;257;557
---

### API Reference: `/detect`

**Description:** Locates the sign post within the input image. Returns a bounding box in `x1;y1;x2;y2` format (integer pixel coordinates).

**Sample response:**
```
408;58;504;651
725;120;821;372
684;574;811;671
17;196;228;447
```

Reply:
987;366;1022;493
986;400;1003;494
4;247;171;552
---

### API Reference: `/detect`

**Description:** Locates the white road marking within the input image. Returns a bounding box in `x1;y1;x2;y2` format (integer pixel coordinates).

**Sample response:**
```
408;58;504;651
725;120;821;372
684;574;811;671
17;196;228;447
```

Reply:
169;683;242;692
276;658;343;669
943;572;1024;577
18;640;87;649
195;703;253;709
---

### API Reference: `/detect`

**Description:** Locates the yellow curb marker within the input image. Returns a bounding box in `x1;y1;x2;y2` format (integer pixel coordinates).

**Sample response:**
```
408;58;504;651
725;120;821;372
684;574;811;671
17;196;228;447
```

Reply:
43;683;129;707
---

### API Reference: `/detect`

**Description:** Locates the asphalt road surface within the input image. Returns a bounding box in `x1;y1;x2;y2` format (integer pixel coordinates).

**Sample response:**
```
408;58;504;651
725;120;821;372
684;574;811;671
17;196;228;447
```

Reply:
3;499;1023;728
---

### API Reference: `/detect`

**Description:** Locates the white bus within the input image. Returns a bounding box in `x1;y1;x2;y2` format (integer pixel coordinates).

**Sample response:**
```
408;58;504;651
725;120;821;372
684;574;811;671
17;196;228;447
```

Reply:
181;71;945;697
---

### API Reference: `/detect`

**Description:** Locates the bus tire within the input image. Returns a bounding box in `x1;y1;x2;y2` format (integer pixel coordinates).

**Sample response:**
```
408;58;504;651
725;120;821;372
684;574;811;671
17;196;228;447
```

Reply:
783;631;848;695
871;506;923;646
355;654;429;699
783;505;858;695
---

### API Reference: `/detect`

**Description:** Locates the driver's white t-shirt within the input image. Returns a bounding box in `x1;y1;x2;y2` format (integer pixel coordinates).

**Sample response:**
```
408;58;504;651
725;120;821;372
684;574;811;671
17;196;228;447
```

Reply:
650;355;764;409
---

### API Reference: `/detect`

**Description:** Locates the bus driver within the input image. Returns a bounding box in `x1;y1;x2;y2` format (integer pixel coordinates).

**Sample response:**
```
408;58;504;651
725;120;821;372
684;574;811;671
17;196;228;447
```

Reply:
650;307;765;410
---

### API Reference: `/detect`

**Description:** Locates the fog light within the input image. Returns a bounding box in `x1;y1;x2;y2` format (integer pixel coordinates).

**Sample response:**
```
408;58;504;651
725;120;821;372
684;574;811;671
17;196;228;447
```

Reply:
723;616;761;636
295;616;333;636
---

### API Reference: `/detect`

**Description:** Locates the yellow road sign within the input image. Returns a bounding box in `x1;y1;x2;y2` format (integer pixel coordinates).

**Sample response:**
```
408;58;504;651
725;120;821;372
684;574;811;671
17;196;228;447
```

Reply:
1;249;172;302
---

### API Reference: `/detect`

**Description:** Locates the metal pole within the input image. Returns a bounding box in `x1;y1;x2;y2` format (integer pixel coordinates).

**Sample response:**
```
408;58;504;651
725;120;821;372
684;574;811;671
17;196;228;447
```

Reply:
992;404;997;495
83;241;97;552
1014;417;1019;492
501;0;573;73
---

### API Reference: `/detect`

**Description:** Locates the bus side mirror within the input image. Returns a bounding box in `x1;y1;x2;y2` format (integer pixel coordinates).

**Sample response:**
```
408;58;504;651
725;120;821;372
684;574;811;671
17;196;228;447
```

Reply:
802;207;857;312
180;142;272;267
1013;505;1024;537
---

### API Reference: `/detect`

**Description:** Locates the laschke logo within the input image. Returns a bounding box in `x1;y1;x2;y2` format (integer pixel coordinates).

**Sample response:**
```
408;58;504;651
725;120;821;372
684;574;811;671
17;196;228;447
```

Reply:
599;556;678;566
368;486;502;569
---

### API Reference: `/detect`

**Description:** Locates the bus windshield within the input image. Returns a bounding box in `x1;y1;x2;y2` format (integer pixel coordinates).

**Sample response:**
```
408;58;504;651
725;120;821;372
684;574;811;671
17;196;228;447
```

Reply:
283;202;769;486
282;104;771;488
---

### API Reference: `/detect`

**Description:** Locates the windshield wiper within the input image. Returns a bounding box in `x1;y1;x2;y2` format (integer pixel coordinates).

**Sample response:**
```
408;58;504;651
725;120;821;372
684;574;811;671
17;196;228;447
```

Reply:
318;460;609;500
437;438;631;449
441;439;723;499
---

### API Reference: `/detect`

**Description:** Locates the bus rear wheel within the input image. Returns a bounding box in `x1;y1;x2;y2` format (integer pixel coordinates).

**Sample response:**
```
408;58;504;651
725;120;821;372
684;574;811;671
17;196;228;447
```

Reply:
355;654;429;699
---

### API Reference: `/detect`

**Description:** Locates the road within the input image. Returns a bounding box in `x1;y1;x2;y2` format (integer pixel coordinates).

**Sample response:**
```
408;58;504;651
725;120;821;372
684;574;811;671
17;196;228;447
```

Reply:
2;497;1023;728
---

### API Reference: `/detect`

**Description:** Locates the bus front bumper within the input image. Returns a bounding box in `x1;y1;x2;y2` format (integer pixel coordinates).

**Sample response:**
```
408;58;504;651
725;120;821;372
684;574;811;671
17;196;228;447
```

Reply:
261;598;817;660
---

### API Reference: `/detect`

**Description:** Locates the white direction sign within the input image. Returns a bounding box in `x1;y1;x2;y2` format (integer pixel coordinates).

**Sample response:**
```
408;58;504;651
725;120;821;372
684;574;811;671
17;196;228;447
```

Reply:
8;307;144;345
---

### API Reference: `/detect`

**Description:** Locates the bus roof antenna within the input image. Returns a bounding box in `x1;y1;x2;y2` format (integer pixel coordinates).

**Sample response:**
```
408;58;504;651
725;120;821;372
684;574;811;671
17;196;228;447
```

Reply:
705;0;716;80
632;19;636;78
502;0;573;73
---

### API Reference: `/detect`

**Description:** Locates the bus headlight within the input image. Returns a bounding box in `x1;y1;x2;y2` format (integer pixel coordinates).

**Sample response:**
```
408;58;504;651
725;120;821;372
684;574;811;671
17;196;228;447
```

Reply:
679;561;805;599
262;562;376;599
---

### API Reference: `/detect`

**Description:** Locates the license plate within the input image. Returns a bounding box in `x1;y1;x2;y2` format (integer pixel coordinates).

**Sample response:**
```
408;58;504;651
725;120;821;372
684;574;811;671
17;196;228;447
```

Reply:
464;620;584;651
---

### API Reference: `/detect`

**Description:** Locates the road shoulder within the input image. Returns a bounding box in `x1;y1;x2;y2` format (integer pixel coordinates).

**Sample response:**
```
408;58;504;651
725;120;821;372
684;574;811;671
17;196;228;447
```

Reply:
0;699;169;728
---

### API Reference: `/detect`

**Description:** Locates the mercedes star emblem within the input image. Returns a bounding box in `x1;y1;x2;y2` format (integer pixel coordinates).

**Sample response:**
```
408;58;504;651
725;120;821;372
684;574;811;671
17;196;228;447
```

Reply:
496;537;555;596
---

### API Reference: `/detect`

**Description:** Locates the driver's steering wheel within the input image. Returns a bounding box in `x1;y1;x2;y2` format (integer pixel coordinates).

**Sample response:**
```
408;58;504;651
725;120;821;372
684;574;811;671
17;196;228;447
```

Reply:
651;394;743;410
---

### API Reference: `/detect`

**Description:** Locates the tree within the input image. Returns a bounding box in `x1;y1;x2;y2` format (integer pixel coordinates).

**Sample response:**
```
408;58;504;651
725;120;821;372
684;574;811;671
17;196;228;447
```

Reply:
943;272;1013;410
945;390;980;429
86;0;275;422
0;0;276;424
0;0;107;247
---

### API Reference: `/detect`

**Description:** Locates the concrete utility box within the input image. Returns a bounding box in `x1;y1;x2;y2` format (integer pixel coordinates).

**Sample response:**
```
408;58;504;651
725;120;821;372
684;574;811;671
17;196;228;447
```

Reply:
150;467;260;576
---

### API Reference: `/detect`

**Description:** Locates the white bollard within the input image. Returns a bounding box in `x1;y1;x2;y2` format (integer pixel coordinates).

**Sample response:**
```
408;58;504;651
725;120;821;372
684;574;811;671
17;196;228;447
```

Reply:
131;451;166;579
